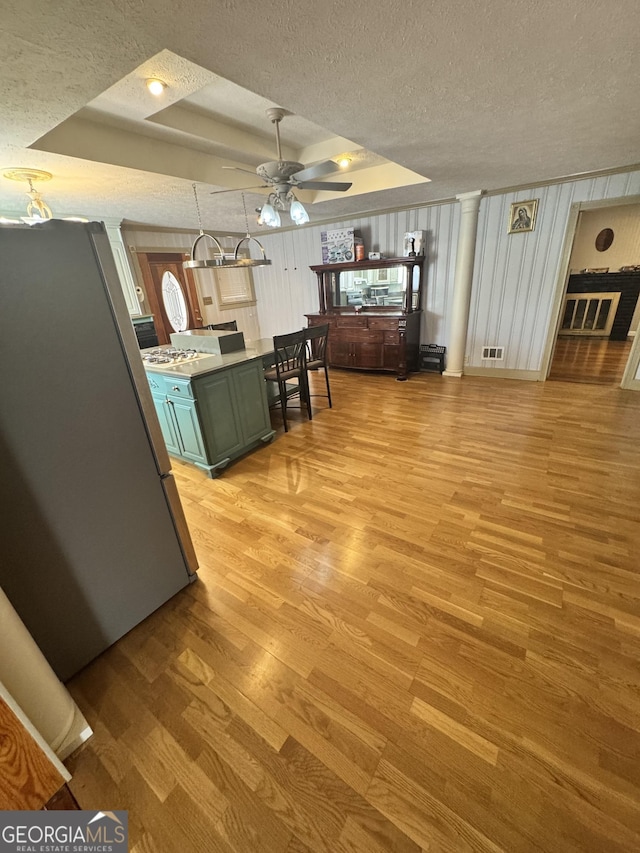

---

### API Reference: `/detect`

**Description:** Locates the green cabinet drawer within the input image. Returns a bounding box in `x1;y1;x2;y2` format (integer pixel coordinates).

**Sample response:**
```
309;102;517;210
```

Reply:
160;376;195;399
146;372;195;399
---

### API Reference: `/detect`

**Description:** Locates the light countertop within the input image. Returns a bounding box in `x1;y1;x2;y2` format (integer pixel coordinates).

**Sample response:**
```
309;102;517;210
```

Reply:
141;338;275;380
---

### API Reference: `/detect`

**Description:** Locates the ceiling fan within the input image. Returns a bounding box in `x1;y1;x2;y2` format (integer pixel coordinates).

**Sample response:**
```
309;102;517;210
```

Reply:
213;108;352;226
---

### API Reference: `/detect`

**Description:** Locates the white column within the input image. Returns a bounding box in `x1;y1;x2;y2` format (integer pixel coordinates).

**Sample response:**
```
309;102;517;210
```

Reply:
102;218;143;317
444;190;484;377
0;589;92;759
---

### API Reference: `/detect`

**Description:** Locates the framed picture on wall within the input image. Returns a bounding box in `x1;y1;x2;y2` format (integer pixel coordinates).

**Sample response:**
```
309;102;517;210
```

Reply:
508;199;538;234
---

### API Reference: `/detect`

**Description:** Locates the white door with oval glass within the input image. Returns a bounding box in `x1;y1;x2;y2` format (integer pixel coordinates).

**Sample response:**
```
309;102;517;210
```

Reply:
161;271;189;332
136;253;203;345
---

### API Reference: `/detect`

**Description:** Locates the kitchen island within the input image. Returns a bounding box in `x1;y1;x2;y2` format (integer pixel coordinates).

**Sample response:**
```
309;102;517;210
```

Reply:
143;339;276;478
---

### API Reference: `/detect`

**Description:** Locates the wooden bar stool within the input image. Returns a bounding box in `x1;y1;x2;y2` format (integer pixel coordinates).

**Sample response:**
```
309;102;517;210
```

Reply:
304;324;332;410
264;330;312;432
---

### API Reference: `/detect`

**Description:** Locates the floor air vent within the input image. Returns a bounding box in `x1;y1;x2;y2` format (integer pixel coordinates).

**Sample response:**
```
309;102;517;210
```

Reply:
482;346;504;360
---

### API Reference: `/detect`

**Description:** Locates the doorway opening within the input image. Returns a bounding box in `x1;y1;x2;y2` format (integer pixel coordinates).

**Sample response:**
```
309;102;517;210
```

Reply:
544;198;640;387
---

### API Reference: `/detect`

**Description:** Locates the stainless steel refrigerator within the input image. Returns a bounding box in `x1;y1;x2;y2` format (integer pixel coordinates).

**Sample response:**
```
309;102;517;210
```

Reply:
0;220;198;681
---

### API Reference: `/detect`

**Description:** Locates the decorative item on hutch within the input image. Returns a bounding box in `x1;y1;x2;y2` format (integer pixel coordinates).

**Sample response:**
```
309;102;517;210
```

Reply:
403;231;426;257
321;227;356;263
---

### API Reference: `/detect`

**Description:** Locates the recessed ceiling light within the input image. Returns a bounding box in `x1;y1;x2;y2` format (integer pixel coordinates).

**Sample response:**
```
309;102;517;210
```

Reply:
337;157;351;169
146;78;166;96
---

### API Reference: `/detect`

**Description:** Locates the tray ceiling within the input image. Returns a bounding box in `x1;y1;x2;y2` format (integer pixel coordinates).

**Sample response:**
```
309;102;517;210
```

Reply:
0;1;638;232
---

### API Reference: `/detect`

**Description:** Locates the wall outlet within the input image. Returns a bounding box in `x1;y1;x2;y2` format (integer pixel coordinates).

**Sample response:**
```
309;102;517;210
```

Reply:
202;296;213;305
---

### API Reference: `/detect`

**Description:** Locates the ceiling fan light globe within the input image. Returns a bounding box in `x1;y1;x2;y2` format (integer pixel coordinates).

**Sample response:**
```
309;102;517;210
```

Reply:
290;199;309;225
260;202;280;228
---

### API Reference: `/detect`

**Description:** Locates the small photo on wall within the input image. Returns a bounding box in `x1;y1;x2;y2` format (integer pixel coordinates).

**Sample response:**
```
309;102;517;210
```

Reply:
508;199;538;234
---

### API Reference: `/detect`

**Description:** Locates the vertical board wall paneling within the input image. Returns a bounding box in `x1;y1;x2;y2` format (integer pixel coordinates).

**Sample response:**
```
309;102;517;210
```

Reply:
253;206;461;347
125;167;640;375
252;228;320;338
466;169;640;373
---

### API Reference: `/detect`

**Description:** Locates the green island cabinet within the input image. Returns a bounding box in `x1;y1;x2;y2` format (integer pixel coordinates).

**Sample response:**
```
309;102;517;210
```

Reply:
146;351;275;478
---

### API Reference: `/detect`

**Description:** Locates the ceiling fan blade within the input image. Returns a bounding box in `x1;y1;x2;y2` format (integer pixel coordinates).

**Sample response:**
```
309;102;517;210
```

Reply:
210;185;268;195
291;160;339;182
222;165;259;177
296;180;352;192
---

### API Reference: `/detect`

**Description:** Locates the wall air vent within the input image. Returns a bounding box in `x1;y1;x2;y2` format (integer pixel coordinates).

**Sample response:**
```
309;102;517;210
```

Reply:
482;346;504;360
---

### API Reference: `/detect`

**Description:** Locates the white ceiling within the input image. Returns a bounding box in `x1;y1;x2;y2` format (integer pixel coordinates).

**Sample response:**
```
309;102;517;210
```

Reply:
1;1;639;233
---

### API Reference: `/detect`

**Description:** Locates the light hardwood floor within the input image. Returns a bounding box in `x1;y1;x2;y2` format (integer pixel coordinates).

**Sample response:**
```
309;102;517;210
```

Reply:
549;337;633;384
66;369;640;852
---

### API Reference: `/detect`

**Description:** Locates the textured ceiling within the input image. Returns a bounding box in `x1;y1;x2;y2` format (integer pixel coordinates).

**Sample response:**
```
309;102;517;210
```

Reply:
0;0;639;233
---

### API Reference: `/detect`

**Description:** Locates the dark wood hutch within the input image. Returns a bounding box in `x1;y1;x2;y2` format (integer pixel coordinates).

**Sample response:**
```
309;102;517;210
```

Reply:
306;256;424;380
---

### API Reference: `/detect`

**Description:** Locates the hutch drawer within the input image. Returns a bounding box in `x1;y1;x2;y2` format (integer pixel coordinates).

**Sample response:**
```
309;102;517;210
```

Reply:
335;328;384;344
367;318;399;331
335;316;368;328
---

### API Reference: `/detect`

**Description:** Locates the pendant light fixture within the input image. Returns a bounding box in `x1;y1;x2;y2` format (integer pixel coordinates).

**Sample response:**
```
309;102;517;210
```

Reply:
2;168;90;225
3;169;54;225
183;184;270;270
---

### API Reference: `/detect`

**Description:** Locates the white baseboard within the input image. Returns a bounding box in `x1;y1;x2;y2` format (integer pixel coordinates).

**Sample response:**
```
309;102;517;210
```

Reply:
463;366;542;381
56;704;93;761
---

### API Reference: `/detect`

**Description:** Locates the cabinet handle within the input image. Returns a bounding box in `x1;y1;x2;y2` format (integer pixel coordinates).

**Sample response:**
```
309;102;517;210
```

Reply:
172;386;180;391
